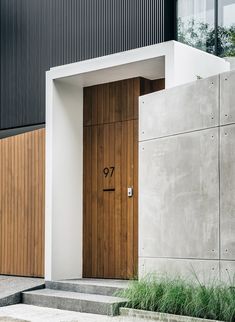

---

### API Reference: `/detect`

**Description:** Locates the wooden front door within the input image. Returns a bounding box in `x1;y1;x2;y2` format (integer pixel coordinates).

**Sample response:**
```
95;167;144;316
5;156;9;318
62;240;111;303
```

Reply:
83;121;137;279
83;77;164;279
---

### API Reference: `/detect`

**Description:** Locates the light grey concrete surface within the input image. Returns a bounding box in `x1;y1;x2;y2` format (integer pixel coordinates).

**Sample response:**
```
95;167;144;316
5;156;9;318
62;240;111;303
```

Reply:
0;318;29;322
22;288;127;316
0;276;44;307
46;278;128;296
0;304;146;322
55;279;129;288
120;308;223;322
220;261;235;285
220;70;235;125
138;71;235;283
220;124;235;260
139;128;219;259
139;75;219;141
138;258;219;285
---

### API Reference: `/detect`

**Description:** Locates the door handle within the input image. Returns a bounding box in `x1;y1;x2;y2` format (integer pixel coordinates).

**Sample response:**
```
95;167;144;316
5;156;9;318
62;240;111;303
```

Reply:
127;187;133;197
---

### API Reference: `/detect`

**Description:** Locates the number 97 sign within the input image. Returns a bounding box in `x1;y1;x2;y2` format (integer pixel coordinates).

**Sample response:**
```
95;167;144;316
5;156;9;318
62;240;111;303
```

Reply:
103;166;115;178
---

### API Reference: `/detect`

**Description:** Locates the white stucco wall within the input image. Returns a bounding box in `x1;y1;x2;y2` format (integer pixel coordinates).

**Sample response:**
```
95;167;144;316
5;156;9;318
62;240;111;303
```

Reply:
225;57;235;71
173;42;230;86
45;79;83;280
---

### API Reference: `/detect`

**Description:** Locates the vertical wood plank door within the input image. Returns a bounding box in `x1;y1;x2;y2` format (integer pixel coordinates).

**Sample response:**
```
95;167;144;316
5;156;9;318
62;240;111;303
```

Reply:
83;121;138;279
83;77;164;279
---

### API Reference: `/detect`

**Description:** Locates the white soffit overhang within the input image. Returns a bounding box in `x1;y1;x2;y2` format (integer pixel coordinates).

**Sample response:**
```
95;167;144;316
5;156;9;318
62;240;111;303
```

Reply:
47;41;172;87
47;40;230;89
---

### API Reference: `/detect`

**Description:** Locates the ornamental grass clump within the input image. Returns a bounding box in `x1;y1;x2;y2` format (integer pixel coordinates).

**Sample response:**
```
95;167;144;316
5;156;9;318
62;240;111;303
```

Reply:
118;275;235;322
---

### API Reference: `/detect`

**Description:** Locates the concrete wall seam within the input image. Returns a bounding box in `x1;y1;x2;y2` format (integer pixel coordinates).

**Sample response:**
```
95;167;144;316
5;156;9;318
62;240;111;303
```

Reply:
139;70;235;285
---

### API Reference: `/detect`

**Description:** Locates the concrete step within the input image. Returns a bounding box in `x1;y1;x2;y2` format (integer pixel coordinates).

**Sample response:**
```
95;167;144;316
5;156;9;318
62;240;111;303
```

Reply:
22;288;127;316
46;278;128;296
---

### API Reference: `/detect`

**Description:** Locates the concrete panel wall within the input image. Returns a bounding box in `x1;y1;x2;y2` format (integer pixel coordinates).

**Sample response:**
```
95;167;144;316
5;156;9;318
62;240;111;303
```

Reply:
220;124;235;260
139;129;219;259
220;261;235;284
220;71;235;126
139;76;219;141
139;70;235;284
139;258;220;284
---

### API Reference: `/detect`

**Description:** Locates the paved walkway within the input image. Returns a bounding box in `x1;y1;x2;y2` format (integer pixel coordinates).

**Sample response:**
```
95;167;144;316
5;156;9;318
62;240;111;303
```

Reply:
0;304;148;322
0;276;44;307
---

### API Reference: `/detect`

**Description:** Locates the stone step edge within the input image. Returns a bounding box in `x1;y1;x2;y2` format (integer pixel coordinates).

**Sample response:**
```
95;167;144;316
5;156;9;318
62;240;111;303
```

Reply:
120;308;224;322
23;289;127;304
0;283;45;308
22;290;127;316
45;280;126;295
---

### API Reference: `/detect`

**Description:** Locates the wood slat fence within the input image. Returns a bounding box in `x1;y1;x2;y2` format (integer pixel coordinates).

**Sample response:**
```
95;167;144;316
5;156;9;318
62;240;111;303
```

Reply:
0;129;45;277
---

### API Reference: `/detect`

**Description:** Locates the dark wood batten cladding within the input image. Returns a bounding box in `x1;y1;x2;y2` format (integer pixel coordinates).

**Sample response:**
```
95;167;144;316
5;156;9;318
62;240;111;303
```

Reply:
0;129;45;277
83;77;165;279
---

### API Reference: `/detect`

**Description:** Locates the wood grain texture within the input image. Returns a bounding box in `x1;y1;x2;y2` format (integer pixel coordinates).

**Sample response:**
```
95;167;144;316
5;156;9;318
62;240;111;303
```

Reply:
0;129;45;277
83;78;142;126
84;78;165;127
83;77;165;279
83;121;137;279
140;78;165;95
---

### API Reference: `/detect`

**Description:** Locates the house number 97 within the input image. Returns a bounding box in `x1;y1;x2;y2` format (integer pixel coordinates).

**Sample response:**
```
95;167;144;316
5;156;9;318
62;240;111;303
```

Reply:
103;166;115;178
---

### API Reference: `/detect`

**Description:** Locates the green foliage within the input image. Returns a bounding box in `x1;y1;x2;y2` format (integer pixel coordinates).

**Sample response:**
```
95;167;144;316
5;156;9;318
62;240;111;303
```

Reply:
177;18;235;57
118;275;235;321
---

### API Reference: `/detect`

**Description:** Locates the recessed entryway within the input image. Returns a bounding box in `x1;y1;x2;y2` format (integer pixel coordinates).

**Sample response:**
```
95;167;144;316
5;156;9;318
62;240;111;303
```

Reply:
83;77;164;279
45;41;227;281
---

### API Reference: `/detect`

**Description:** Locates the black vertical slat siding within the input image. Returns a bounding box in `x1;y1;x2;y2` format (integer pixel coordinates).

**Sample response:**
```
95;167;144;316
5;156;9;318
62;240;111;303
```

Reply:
0;0;176;130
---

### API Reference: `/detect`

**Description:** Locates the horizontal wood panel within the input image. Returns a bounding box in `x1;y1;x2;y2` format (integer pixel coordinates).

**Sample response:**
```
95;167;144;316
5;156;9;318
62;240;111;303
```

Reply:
0;129;45;277
83;78;165;126
140;78;165;95
83;78;140;126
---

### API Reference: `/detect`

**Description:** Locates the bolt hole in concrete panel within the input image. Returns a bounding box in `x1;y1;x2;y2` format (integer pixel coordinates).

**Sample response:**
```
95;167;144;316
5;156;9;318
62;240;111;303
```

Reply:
220;261;235;284
138;258;220;284
220;124;235;260
139;75;219;141
220;70;235;126
139;128;219;259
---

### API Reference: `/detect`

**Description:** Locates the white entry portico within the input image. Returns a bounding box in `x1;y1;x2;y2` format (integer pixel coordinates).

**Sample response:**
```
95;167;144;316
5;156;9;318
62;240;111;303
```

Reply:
45;41;229;281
